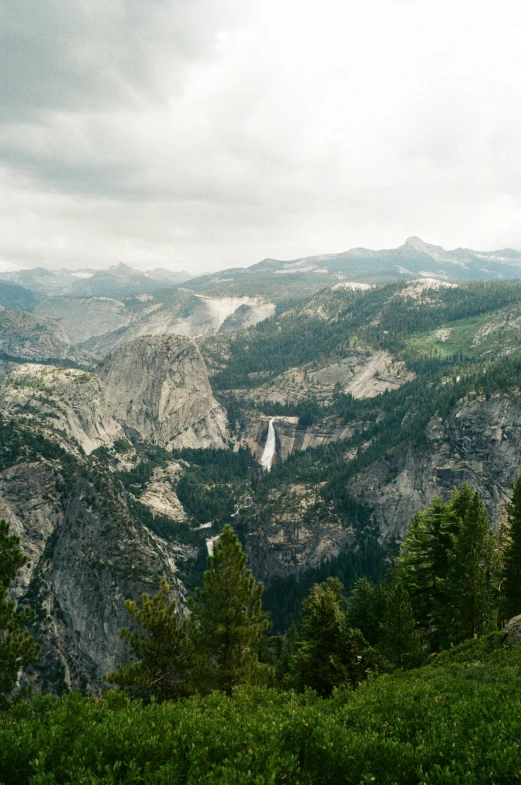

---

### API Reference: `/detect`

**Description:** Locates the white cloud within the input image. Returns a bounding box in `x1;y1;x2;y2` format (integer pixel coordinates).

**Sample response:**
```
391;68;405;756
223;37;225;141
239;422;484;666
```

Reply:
1;0;521;271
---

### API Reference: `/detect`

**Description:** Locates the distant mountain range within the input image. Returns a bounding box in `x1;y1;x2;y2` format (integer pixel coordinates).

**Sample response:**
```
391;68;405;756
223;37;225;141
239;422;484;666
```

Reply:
2;237;521;314
184;237;521;301
0;262;191;299
0;280;39;311
257;235;521;280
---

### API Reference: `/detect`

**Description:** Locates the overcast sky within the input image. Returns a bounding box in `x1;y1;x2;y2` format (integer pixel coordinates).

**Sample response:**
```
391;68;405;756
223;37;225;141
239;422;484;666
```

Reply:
1;0;521;273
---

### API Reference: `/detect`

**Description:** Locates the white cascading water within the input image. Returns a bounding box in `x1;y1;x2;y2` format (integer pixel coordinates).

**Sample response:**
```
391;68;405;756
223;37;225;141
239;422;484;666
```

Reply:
206;535;220;556
259;418;276;471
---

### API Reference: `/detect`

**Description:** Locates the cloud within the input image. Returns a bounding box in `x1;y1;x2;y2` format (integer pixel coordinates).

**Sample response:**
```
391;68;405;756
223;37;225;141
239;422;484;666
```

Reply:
0;0;243;117
1;0;521;272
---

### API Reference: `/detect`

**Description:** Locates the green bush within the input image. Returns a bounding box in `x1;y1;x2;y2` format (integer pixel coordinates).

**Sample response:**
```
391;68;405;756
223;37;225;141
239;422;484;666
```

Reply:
2;644;521;783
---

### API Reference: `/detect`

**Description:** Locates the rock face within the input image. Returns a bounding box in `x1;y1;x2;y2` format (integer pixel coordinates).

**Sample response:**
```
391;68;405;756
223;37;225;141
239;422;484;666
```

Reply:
0;306;93;366
139;464;187;520
1;457;195;694
503;616;521;646
95;336;229;449
0;335;229;454
349;396;521;543
245;518;354;584
35;296;131;345
242;415;358;466
218;301;275;333
0;332;227;694
239;396;521;589
238;349;414;406
36;292;275;359
233;480;354;584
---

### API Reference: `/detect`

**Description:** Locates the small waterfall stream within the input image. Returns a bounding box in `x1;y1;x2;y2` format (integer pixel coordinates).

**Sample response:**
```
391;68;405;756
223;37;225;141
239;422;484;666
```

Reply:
259;418;276;471
206;535;220;556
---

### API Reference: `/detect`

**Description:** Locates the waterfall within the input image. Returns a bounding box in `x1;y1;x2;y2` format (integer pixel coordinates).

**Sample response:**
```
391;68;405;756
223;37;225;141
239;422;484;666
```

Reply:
259;418;276;471
206;535;220;556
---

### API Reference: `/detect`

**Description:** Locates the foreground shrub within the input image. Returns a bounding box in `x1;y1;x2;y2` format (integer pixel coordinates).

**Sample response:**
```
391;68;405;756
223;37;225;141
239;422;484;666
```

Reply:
2;643;521;783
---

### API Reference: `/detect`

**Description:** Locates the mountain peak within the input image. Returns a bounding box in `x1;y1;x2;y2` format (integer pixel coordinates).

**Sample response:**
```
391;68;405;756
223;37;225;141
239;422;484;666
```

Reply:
107;263;136;275
404;236;431;252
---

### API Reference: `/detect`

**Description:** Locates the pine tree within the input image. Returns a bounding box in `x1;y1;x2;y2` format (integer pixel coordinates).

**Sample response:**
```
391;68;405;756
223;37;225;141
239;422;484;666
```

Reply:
295;580;349;696
0;519;39;707
189;525;271;696
398;511;431;627
379;578;423;670
398;497;458;648
295;579;378;696
275;619;299;688
105;581;190;702
345;577;386;646
445;486;495;643
503;476;521;621
493;503;511;628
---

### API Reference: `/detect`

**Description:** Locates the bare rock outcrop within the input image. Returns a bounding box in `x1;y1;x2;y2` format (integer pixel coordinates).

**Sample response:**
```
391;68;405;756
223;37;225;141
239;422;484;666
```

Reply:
238;349;414;406
1;457;196;694
0;305;94;366
242;415;358;465
0;335;229;454
36;296;131;345
245;518;354;583
138;464;187;521
349;395;521;544
95;335;228;449
238;481;354;583
503;615;521;646
37;292;275;358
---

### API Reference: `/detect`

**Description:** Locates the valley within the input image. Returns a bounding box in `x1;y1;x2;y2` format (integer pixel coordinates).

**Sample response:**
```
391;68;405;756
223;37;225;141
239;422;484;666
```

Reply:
2;253;521;690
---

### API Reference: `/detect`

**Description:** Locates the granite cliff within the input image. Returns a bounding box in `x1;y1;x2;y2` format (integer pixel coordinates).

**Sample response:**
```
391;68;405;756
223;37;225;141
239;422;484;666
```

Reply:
0;332;229;691
0;306;94;366
0;442;196;694
349;395;521;544
36;291;275;358
0;335;229;454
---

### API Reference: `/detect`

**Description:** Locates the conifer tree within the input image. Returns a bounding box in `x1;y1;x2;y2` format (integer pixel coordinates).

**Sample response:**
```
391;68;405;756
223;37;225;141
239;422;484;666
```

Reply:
0;519;39;707
398;497;458;648
295;578;378;696
445;486;495;643
493;503;511;628
399;488;497;649
503;476;521;621
345;577;386;646
189;525;271;695
295;580;348;696
273;620;300;689
379;579;423;669
105;581;190;702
